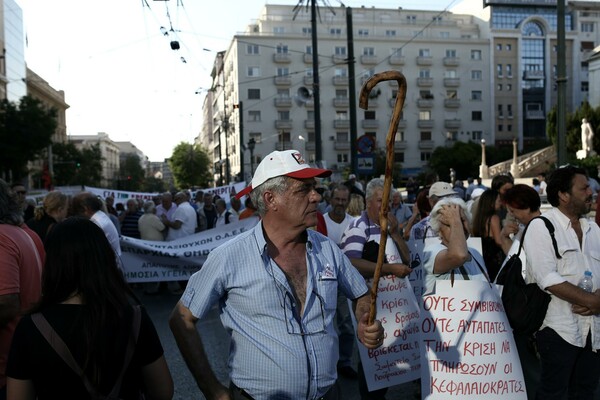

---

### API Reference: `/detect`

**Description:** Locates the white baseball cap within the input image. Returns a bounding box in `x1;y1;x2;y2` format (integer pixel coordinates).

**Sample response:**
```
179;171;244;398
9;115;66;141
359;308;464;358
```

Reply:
429;181;457;198
236;150;331;198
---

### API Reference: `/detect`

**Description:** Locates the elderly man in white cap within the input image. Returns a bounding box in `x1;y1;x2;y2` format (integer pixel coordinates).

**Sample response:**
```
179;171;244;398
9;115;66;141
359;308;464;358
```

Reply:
408;181;458;241
170;150;384;400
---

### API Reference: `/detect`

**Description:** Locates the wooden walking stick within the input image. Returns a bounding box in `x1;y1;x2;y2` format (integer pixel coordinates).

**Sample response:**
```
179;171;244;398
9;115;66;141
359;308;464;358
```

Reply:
359;71;407;325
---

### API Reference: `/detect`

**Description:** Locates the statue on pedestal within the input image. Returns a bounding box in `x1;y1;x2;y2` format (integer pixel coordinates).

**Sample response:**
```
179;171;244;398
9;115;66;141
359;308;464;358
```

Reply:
577;118;596;159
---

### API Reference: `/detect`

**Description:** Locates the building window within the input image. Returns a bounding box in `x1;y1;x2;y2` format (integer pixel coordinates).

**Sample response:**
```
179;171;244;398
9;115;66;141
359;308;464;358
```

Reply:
407;15;417;23
498;124;503;132
247;66;260;77
336;132;349;142
506;64;512;77
246;44;259;54
445;70;457;78
277;89;289;98
471;50;482;60
330;28;342;35
507;84;512;91
446;90;457;99
305;68;313;77
358;29;369;36
391;48;402;57
396;131;405;141
420;131;432;141
506;44;512;51
496;44;502;51
248;111;261;121
273;27;284;34
419;69;431;78
335;46;347;55
277;68;289;77
302;27;312;35
278;111;290;121
581;22;595;32
419;111;431;120
305;45;312;54
337;153;349;163
446;49;457;57
507;104;513;118
395;152;405;162
307;110;314;120
498;104;503;118
471;91;482;100
471;70;482;80
276;44;288;54
248;89;260;99
472;131;482;141
421;152;432;162
440;32;450;38
472;111;482;121
497;84;503;91
497;64;503;77
365;110;376;120
363;47;375;56
336;111;348;120
335;89;348;98
249;132;262;142
582;82;589;92
335;68;347;77
386;30;397;36
419;49;431;57
507;124;512;132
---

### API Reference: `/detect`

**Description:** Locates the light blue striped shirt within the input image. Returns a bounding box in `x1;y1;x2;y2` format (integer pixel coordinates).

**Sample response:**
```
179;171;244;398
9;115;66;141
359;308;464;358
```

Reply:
182;221;368;400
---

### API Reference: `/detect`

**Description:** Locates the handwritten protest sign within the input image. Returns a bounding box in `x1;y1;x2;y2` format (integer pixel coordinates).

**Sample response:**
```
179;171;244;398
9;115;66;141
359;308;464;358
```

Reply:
420;280;526;399
120;217;259;282
353;275;421;391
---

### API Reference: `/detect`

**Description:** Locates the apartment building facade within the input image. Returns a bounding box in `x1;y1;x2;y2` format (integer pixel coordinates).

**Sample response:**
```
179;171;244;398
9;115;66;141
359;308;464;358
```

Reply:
201;4;492;182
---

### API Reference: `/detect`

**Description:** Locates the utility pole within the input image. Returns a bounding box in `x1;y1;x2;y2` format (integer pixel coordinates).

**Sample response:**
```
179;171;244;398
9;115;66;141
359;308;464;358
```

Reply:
556;0;567;166
236;101;244;181
310;0;322;164
346;7;358;175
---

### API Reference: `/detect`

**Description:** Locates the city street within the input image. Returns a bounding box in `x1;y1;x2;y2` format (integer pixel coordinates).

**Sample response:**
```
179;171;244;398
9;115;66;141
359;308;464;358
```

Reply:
140;289;418;400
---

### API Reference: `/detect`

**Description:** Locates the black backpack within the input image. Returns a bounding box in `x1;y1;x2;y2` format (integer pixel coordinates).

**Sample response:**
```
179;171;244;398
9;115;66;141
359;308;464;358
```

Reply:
495;216;561;335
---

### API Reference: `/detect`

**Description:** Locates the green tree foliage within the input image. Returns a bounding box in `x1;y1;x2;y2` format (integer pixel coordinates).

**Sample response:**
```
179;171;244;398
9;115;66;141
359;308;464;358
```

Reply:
169;142;212;189
547;101;600;155
141;176;167;193
52;142;103;186
119;153;145;191
0;96;57;180
429;141;482;181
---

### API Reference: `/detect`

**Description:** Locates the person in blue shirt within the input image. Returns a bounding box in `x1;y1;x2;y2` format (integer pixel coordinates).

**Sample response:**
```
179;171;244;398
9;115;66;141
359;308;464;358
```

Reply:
169;150;384;400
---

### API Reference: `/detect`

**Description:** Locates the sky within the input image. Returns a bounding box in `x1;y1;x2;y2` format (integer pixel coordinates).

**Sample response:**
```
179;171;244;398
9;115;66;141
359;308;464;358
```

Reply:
18;0;457;162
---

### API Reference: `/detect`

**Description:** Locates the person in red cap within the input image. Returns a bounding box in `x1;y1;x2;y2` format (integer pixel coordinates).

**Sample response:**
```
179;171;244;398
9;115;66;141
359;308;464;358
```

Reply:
170;150;385;400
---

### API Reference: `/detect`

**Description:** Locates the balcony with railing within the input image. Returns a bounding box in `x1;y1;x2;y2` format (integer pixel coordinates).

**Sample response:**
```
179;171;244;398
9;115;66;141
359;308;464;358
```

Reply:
335;142;350;150
417;77;433;87
305;119;315;129
333;97;350;107
334;119;350;129
389;55;405;65
305;141;316;151
275;120;293;129
304;76;313;85
444;98;460;108
419;140;435;149
362;119;379;129
416;56;433;66
417;99;434;108
443;78;460;87
523;70;544;80
275;141;293;151
332;55;348;64
394;140;408;150
274;97;292;107
332;76;348;86
526;110;545;119
303;53;313;63
360;55;379;65
444;119;461;129
274;76;292;86
443;57;460;67
417;119;434;129
273;53;291;63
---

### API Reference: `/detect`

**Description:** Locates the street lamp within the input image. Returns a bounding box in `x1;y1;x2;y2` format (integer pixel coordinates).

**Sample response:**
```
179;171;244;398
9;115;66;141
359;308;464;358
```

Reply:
247;137;256;176
479;139;489;179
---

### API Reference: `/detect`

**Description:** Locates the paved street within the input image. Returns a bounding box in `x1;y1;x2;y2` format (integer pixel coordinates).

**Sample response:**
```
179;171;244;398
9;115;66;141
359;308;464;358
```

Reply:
139;288;418;400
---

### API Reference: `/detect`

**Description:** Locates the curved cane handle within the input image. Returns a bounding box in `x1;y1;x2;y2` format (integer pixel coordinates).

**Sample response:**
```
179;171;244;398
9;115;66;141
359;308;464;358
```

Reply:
359;71;407;325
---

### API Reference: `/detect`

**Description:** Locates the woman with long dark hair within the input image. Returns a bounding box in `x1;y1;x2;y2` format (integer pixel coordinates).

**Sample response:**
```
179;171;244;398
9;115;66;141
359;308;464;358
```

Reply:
6;217;173;400
471;189;513;281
